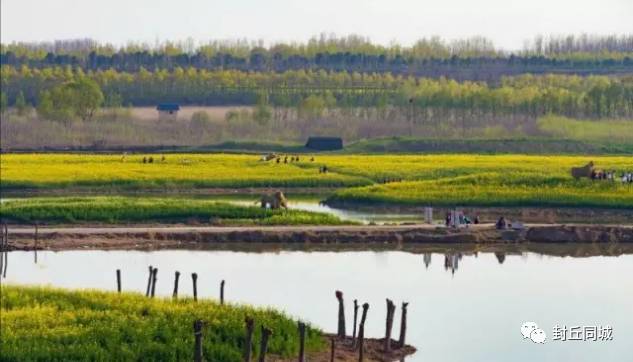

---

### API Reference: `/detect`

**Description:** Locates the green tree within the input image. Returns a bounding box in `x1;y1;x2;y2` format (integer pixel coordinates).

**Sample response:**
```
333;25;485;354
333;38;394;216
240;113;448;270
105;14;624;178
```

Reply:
104;91;123;108
253;103;272;125
191;110;212;129
68;78;104;121
37;78;104;122
0;91;7;114
36;90;54;119
15;91;28;115
299;95;326;119
252;92;272;125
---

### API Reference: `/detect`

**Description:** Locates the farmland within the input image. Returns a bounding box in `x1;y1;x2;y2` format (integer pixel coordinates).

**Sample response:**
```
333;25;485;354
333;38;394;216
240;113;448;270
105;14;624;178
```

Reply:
0;285;325;361
1;153;632;209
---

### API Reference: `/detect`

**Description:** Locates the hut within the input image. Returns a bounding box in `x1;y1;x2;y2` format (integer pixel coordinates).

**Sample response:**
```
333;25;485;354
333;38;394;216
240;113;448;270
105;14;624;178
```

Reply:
156;103;180;121
305;137;343;151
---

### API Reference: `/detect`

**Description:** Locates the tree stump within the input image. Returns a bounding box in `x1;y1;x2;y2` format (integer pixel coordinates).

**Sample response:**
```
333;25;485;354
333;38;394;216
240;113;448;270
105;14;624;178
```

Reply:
298;322;306;362
352;299;359;347
150;267;158;298
193;320;204;362
220;279;225;305
358;303;369;362
244;317;255;362
173;271;180;298
258;326;272;362
335;290;346;338
116;269;121;293
384;299;396;352
145;266;153;297
399;302;409;347
192;273;198;301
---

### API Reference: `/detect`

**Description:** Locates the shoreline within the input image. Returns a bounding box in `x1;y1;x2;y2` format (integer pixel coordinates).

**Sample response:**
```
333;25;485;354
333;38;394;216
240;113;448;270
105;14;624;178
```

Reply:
4;224;633;251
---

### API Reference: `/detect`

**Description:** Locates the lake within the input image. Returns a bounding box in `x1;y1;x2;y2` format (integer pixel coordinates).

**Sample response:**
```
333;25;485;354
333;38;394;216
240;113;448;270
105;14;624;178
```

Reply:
2;248;632;362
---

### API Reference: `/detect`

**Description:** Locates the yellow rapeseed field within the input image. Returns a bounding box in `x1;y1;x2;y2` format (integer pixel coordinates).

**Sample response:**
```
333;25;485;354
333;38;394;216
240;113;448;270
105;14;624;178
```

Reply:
2;153;632;208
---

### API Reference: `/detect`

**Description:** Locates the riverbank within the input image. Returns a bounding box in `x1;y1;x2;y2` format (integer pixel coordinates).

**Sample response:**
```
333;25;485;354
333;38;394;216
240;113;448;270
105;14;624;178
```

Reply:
4;224;633;251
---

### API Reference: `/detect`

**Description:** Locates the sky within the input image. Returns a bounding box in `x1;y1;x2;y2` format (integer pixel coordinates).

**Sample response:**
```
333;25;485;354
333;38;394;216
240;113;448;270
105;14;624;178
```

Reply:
1;0;632;51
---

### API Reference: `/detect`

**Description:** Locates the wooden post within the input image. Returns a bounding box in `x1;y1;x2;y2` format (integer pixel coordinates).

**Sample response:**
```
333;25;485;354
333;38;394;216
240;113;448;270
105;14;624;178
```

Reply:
399;302;409;348
1;223;6;278
258;326;272;362
335;290;346;338
0;222;9;278
330;338;336;362
173;271;180;298
150;268;158;298
116;269;121;293
298;322;306;362
384;299;396;352
193;319;204;362
145;266;153;297
244;317;255;362
0;223;4;273
352;299;359;346
220;279;225;305
34;223;38;264
192;273;198;301
358;303;369;362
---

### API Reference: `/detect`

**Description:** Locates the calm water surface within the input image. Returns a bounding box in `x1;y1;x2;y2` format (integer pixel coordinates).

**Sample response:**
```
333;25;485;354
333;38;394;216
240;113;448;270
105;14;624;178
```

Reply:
3;249;632;362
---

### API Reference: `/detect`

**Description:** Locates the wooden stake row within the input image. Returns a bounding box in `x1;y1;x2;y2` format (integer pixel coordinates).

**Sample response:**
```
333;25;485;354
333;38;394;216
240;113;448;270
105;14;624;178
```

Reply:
117;268;226;302
335;291;409;362
242;317;273;362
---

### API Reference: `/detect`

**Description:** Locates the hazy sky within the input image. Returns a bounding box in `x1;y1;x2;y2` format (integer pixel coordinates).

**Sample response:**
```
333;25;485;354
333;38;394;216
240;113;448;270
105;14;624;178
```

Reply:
1;0;632;50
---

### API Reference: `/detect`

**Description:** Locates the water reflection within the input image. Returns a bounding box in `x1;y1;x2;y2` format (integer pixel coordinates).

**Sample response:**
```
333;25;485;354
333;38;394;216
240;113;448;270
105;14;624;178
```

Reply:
443;253;462;274
423;253;431;269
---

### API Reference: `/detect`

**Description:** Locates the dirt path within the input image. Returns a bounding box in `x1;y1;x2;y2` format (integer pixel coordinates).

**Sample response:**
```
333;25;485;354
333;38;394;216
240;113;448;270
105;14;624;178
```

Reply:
4;223;633;251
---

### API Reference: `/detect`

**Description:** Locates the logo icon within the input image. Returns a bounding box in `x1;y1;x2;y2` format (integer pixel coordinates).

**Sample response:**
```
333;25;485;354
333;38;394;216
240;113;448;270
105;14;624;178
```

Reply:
521;322;546;344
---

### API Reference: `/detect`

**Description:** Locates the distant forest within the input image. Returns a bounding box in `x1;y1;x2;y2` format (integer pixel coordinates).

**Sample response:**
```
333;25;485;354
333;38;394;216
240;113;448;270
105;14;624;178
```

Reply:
2;34;633;80
2;66;632;119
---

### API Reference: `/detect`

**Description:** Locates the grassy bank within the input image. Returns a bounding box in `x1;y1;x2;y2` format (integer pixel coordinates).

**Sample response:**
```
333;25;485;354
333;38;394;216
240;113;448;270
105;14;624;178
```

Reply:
536;116;633;143
0;197;350;225
0;285;324;361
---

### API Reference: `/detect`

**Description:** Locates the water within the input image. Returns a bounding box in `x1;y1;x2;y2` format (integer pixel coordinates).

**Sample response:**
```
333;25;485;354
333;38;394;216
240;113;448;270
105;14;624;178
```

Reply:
3;248;632;362
229;198;421;224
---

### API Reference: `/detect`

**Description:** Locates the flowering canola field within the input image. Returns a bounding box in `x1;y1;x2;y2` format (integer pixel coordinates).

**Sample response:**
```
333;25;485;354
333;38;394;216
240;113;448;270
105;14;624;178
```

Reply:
2;153;632;208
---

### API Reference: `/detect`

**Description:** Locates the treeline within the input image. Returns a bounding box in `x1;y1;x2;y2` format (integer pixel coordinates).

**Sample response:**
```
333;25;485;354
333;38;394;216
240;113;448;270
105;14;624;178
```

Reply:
2;35;632;80
2;66;633;119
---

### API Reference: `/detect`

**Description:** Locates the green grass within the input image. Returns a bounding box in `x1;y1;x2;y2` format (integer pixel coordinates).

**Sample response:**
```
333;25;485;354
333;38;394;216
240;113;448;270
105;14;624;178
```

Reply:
0;197;351;225
344;137;633;154
0;285;325;362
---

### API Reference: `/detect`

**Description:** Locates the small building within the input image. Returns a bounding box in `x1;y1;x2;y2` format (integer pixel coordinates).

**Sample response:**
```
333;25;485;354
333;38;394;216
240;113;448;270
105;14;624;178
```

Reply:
156;103;180;121
305;137;343;151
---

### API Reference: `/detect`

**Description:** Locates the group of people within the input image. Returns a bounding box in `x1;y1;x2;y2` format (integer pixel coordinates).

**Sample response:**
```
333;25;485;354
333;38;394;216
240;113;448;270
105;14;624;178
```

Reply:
619;172;633;183
275;155;316;164
445;211;479;227
591;169;633;183
141;155;166;164
380;177;404;184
